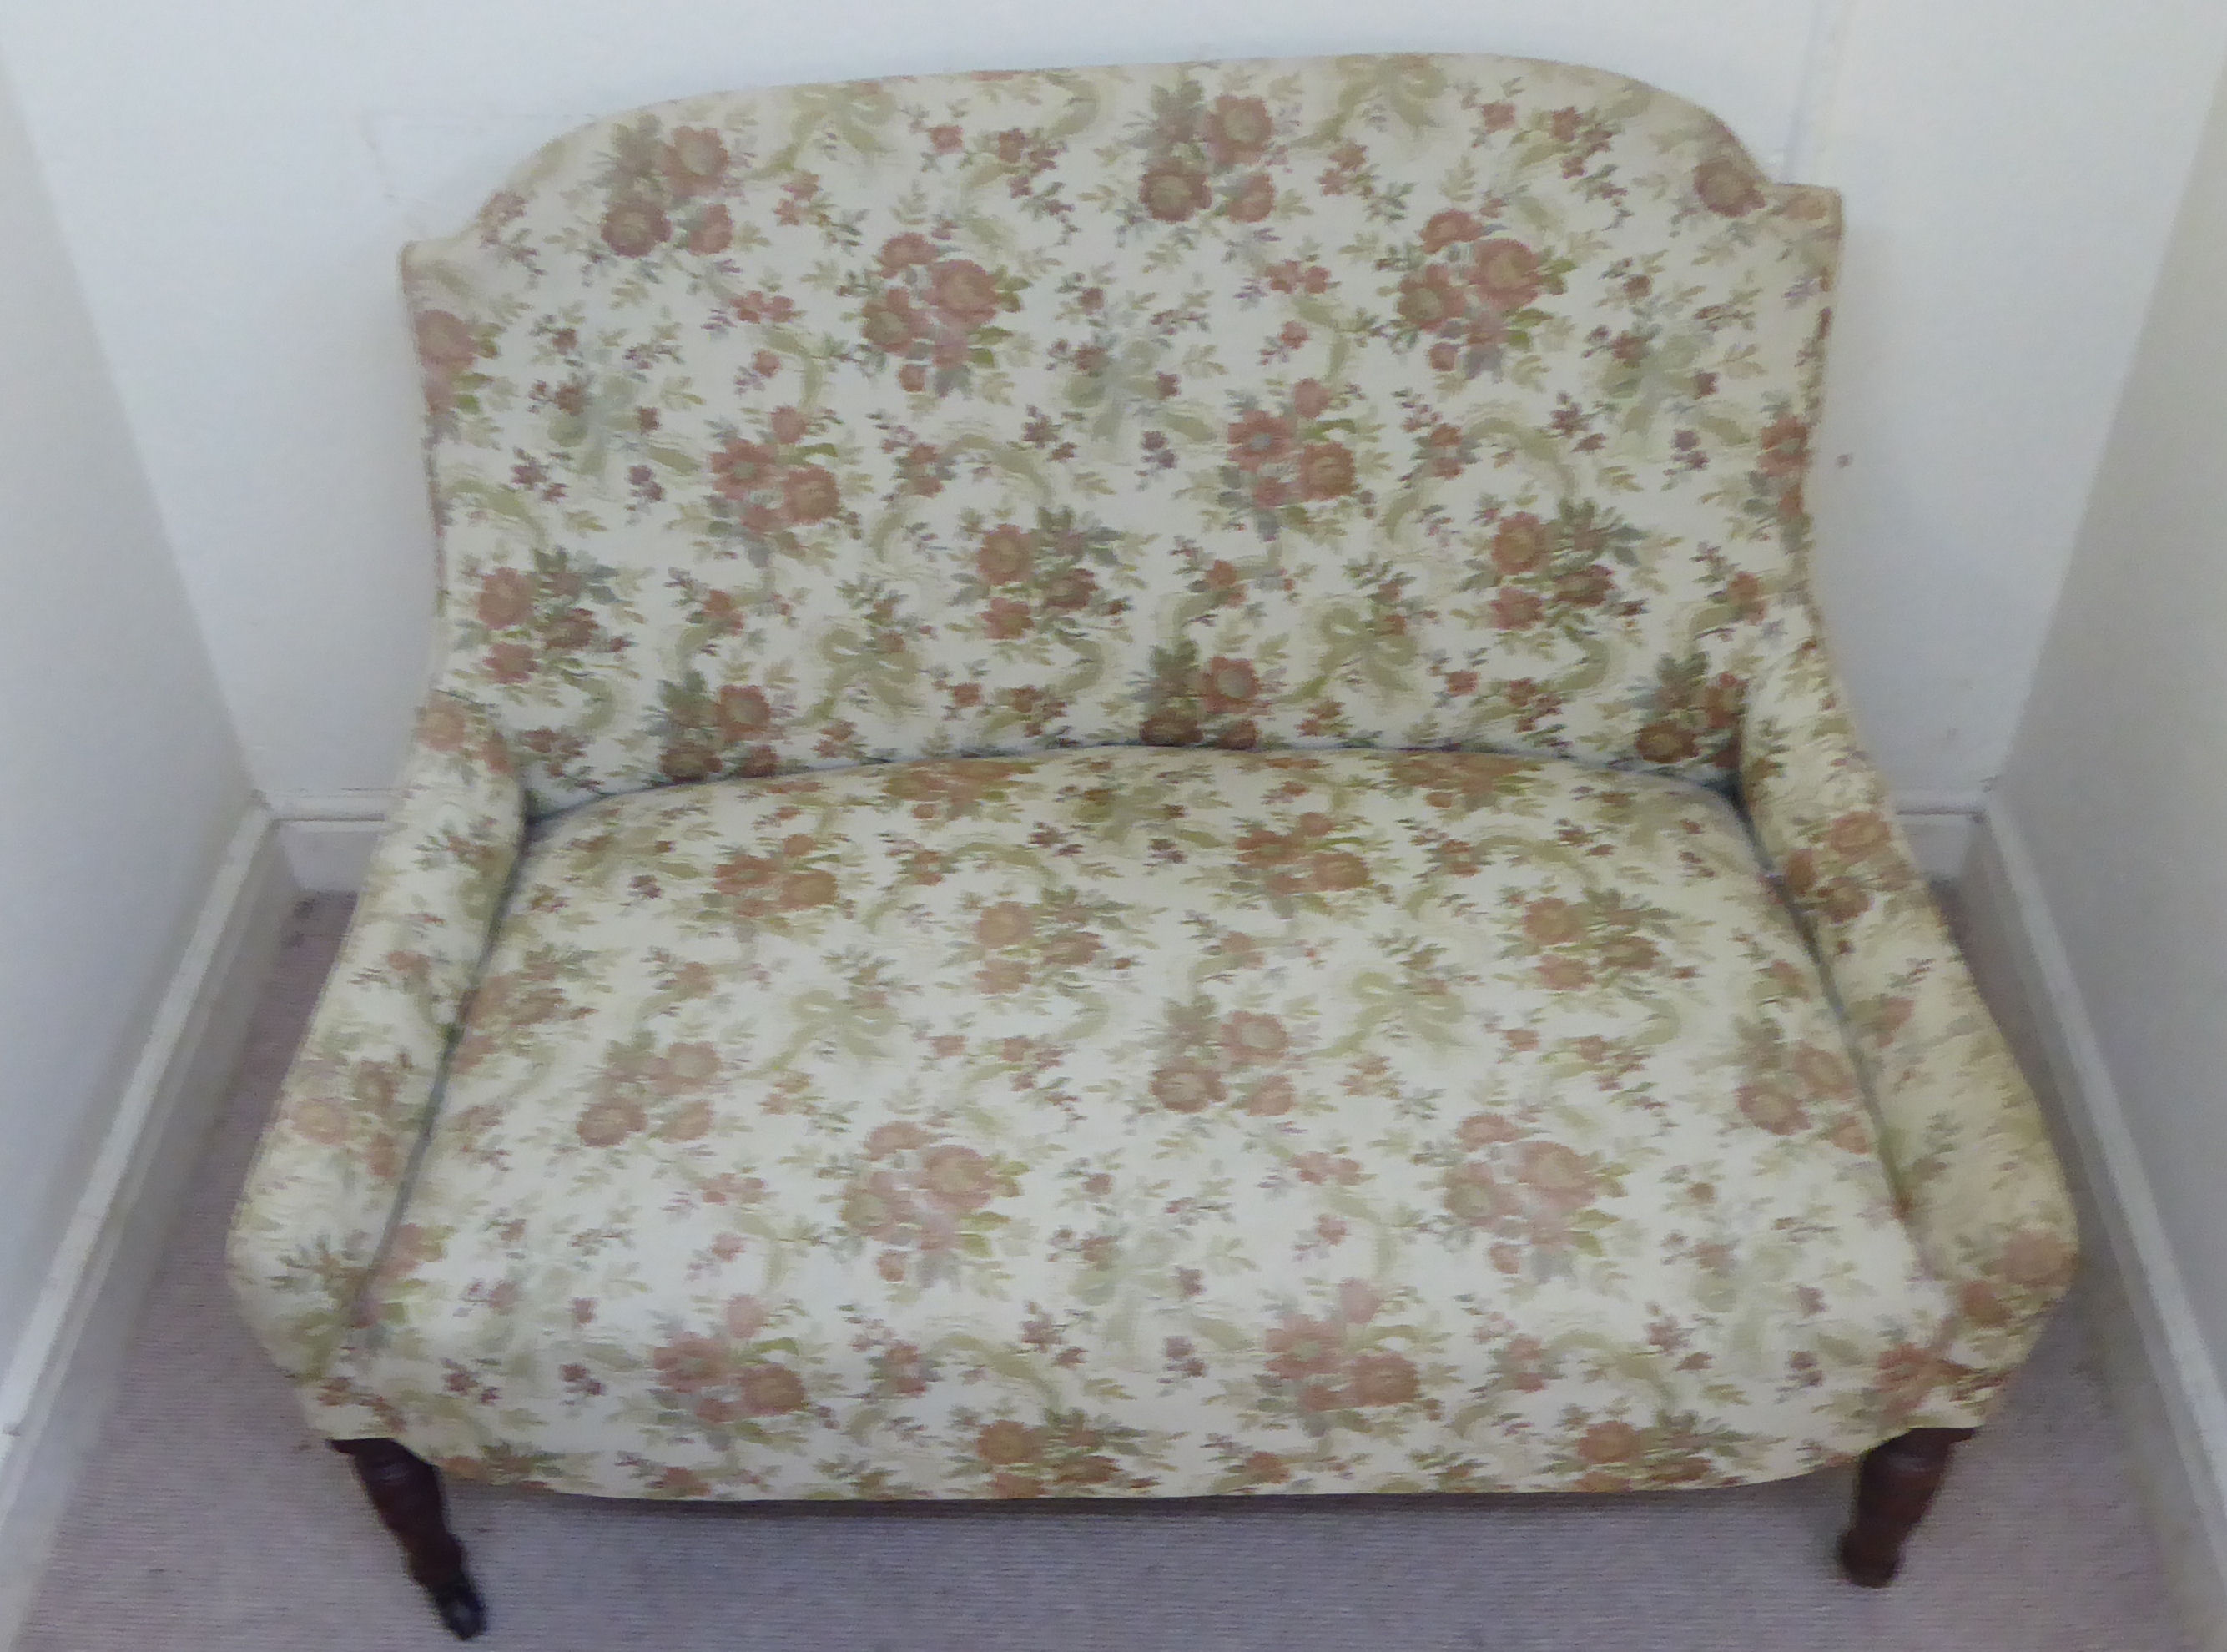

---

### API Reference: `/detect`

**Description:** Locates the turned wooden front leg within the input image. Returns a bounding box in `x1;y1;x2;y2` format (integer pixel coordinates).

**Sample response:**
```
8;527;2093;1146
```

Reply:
331;1438;488;1639
1837;1427;1975;1586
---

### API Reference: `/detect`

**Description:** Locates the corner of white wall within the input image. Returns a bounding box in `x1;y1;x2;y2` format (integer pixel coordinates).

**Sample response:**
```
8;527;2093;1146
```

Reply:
1959;798;2227;1652
270;790;391;894
1895;793;1981;882
0;808;298;1646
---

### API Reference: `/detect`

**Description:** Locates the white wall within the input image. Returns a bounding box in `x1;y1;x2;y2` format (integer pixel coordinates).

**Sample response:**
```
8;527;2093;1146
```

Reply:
1998;60;2227;1372
0;63;254;1377
0;1;2223;818
1801;0;2227;801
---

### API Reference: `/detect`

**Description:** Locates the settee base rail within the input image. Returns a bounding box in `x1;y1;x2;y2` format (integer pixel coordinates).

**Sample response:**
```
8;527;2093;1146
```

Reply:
328;1425;1973;1627
1837;1427;1976;1586
331;1438;486;1639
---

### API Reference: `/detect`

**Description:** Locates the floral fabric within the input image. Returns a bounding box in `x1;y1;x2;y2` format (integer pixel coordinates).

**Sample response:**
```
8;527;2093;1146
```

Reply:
229;51;2074;1497
228;693;522;1435
399;53;1837;814
1741;604;2076;1428
349;748;1947;1497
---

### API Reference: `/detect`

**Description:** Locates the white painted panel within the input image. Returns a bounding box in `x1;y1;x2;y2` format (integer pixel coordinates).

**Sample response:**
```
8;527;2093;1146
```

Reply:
1801;0;2227;795
1998;54;2227;1384
0;816;294;1648
0;62;253;1387
1964;808;2227;1652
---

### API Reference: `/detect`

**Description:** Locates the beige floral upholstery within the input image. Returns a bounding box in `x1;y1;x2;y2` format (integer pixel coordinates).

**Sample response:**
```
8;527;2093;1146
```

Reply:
1741;605;2078;1423
229;51;2074;1499
231;693;522;1441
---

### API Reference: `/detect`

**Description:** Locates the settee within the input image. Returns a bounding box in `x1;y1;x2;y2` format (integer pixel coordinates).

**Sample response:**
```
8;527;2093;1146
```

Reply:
229;52;2078;1638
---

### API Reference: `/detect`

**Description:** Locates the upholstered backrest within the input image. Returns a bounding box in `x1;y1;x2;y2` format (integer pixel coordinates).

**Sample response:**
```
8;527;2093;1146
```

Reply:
403;53;1838;816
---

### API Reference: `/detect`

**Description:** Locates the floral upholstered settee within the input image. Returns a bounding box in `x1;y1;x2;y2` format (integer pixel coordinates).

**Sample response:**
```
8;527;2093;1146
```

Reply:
229;52;2077;1636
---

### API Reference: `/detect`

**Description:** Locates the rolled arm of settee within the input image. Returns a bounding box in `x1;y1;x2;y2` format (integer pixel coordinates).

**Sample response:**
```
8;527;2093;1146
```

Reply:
228;689;523;1434
1739;601;2078;1428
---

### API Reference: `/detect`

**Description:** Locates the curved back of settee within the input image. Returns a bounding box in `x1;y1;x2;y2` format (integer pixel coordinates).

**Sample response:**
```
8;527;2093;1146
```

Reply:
401;53;1840;816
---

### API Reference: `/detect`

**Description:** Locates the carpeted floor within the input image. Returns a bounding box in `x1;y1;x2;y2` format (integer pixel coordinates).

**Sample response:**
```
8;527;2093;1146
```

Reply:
16;894;2194;1652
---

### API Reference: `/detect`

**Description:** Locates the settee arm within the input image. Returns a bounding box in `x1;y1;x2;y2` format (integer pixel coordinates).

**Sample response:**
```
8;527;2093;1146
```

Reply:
1739;602;2077;1428
228;690;523;1433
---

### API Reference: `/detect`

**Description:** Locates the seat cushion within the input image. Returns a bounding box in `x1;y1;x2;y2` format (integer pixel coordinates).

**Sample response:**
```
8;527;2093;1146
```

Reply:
363;747;1949;1498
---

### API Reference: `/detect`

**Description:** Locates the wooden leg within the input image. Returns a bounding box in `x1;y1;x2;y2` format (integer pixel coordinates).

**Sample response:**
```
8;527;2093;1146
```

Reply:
331;1438;487;1639
1837;1427;1975;1586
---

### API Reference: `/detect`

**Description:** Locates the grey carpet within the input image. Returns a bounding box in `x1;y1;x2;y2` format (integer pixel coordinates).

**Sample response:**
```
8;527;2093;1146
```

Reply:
16;894;2192;1652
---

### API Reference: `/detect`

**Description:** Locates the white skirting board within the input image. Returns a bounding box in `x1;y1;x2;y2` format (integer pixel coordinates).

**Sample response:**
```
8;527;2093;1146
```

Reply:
1960;801;2227;1652
275;795;1981;894
270;788;390;893
1894;795;1979;882
0;808;298;1649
